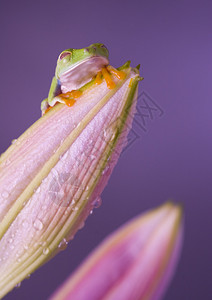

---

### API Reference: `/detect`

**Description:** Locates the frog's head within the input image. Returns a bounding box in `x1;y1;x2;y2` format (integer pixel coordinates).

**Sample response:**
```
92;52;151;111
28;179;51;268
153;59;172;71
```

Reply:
55;43;109;79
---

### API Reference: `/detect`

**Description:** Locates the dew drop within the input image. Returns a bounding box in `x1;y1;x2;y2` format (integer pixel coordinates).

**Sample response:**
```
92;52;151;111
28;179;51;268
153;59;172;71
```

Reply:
11;139;17;144
90;210;93;215
78;221;85;230
102;165;109;175
16;251;21;258
92;196;102;209
76;122;81;128
15;282;21;288
59;138;64;146
23;244;29;250
22;220;29;228
42;241;47;246
61;151;68;161
58;238;68;251
90;154;96;161
42;205;47;211
8;238;13;244
103;129;107;138
36;186;41;194
33;219;43;231
43;247;50;255
5;159;11;166
34;242;38;248
2;191;9;198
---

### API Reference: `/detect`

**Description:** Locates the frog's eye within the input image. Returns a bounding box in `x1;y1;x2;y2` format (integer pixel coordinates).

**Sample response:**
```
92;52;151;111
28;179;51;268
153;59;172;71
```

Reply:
59;51;72;60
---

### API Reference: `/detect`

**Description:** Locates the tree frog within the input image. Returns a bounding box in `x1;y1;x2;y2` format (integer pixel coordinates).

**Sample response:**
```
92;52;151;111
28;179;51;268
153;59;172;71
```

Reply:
41;43;109;114
41;43;127;115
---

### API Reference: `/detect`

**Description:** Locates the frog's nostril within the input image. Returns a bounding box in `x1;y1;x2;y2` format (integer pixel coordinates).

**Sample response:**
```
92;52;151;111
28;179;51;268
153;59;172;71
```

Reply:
59;51;71;60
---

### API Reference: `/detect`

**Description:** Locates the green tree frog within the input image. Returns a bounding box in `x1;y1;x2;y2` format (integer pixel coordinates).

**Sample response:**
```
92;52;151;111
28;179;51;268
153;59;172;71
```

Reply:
41;43;126;114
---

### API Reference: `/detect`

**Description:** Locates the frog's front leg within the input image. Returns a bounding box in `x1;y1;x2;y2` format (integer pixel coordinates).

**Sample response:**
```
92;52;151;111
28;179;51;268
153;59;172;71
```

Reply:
47;76;62;106
41;76;61;115
41;98;49;115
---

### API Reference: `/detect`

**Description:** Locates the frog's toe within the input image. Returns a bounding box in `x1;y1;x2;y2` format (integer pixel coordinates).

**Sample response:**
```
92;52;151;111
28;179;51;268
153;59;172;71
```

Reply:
95;66;127;90
101;67;116;89
58;90;82;107
107;65;126;80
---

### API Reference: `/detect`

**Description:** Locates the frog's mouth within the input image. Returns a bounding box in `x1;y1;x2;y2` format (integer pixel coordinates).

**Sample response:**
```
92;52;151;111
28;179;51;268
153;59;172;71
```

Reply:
59;56;109;93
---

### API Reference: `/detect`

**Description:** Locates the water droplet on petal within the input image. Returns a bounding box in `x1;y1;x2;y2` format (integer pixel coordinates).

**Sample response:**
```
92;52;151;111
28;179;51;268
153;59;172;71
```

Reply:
103;129;108;138
61;151;68;161
33;219;43;231
92;196;102;209
102;165;110;175
22;220;29;228
11;139;17;144
36;186;41;193
2;191;9;198
90;154;96;161
78;221;85;230
58;238;68;251
43;247;50;255
15;282;21;288
5;159;11;166
76;122;81;128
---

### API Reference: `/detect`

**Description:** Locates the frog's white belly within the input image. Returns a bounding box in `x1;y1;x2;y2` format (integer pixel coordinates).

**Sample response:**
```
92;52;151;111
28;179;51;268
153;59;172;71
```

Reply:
60;56;108;93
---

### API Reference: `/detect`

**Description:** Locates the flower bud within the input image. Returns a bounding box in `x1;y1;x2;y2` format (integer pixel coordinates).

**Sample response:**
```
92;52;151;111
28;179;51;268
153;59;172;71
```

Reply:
0;62;141;297
51;202;183;300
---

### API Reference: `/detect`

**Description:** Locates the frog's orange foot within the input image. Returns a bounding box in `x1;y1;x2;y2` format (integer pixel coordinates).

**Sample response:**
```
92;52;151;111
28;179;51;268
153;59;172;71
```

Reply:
58;90;82;107
44;106;52;114
94;66;126;89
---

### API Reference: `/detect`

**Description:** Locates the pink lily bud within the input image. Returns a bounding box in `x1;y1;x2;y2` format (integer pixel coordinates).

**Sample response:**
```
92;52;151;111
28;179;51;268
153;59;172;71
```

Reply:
51;202;183;300
0;62;141;297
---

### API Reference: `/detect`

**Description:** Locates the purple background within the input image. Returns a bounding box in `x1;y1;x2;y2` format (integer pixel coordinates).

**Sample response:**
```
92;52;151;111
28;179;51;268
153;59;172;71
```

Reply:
0;0;211;299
